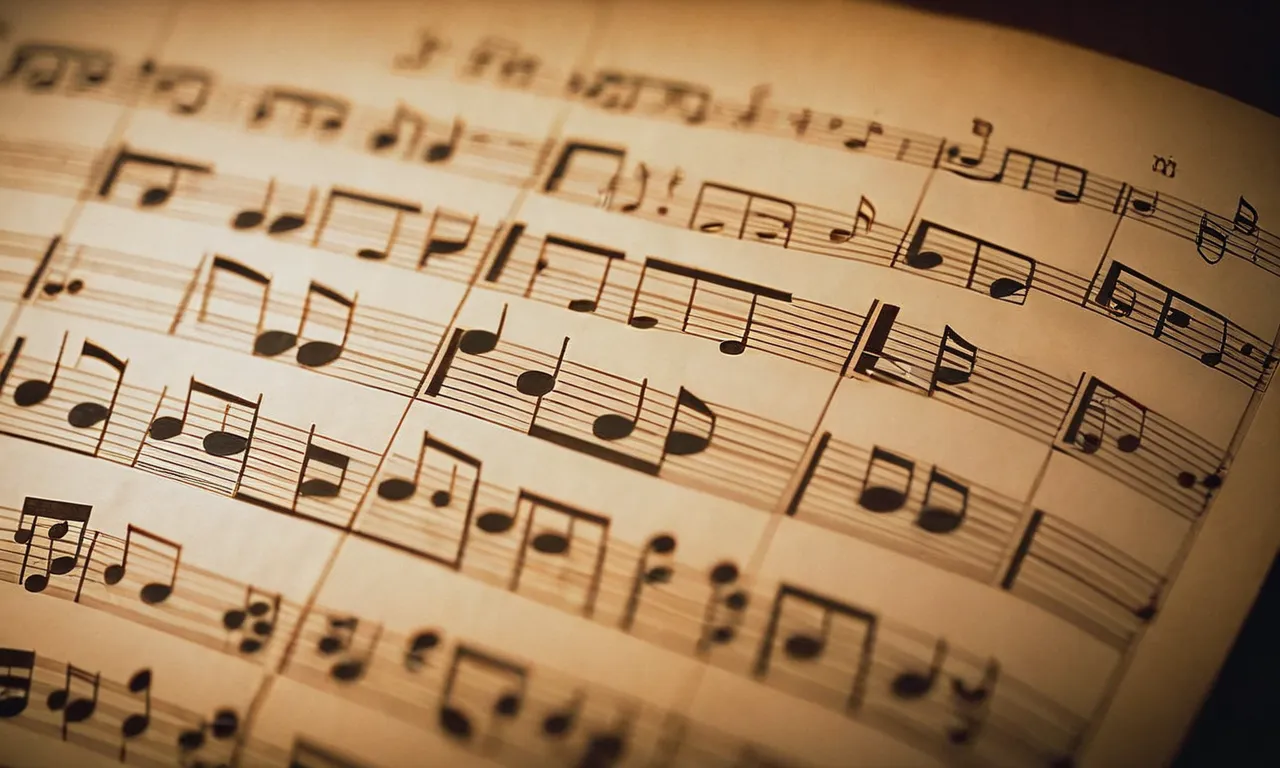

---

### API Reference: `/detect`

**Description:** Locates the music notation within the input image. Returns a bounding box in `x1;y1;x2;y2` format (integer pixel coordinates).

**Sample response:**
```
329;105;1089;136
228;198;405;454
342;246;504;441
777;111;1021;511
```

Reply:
1;3;1277;768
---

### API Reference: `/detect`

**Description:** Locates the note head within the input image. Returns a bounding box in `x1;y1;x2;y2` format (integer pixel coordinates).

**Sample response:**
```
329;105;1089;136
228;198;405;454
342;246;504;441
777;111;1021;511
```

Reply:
232;210;265;230
989;277;1027;299
663;431;709;456
211;709;239;739
458;329;499;356
103;563;125;585
828;228;853;243
0;697;27;718
139;188;171;207
644;566;673;584
369;132;396;151
377;478;417;501
299;478;341;498
567;299;597;312
628;316;658;330
1203;473;1223;489
1129;199;1154;214
542;711;574;737
1135;604;1157;621
649;534;676;554
296;340;343;368
253;331;298;358
1079;434;1102;454
719;339;746;356
915;508;963;534
532;531;570;555
476;510;515;534
13;379;53;407
268;214;307;235
698;221;725;233
46;689;68;711
23;573;48;593
356;247;388;260
711;626;735;643
784;633;825;661
178;729;205;751
122;714;150;738
1166;309;1191;328
859;486;906;514
583;733;626;764
239;638;264;654
320;117;343;132
439;706;473;740
934;367;971;386
592;413;636;441
68;401;111;428
140;582;173;605
1200;351;1223;367
890;671;933;699
709;562;739;585
905;250;943;270
13;529;32;544
49;554;78;575
1053;190;1081;203
65;697;97;723
223;609;246;630
129;669;152;692
48;521;69;539
495;693;521;718
330;660;364;682
1116;434;1142;453
203;431;248;457
410;630;440;653
516;370;556;397
147;416;184;441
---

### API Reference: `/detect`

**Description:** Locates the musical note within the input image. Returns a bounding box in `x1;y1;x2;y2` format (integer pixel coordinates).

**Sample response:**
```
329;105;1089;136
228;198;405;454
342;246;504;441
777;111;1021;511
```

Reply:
221;586;282;655
618;162;649;213
425;306;507;397
829;196;877;242
858;447;915;513
1115;184;1160;216
890;639;947;699
251;87;349;134
47;663;100;740
403;629;443;672
929;326;978;393
621;531;679;632
424;118;464;164
697;560;749;655
900;220;1037;302
176;707;240;758
376;431;482;508
254;281;356;368
944;118;993;169
753;584;878;711
664;387;716;459
437;645;527;742
1063;378;1149;457
232;179;317;235
102;524;182;605
393;29;445;72
368;103;426;155
916;468;969;534
850;303;902;378
624;258;793;355
0;648;36;718
1234;196;1259;237
14;496;92;593
842;121;884;151
138;59;212;115
542;141;628;198
521;234;625;313
1;43;111;92
572;69;712;124
96;147;212;208
593;378;647;441
118;668;152;760
504;491;609;616
146;378;260;458
735;84;771;128
463;37;541;89
298;438;352;499
6;335;127;456
316;615;383;682
946;659;1000;745
312;188;423;261
419;209;479;268
517;336;568;404
1195;213;1229;265
688;182;797;245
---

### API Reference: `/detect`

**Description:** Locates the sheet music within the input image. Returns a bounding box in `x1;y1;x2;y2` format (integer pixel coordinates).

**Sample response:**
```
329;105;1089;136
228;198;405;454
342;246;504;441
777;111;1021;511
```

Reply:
1;1;1277;766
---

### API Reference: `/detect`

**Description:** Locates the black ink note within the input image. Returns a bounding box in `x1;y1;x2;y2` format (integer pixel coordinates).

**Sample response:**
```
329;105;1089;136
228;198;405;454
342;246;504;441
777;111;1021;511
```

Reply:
254;281;356;368
689;182;797;246
102;524;182;605
147;377;260;458
118;668;152;761
621;532;678;632
438;645;527;743
222;585;281;655
0;648;35;718
97;147;212;208
47;663;100;740
15;496;92;593
251;88;348;134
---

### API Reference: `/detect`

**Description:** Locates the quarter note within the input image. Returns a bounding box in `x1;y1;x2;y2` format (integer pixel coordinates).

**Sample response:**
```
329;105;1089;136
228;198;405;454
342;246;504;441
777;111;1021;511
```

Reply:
96;147;212;208
15;496;92;593
593;378;647;440
47;663;100;740
890;639;947;699
403;629;443;672
232;179;317;235
254;281;356;368
424;118;464;164
425;305;507;397
102;524;182;605
0;648;36;718
118;668;152;760
944;118;993;169
517;336;568;402
437;644;528;743
419;209;479;268
368;102;426;155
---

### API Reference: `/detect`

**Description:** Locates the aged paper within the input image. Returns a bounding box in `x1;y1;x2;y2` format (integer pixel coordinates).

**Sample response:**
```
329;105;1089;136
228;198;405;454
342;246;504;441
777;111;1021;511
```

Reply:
0;1;1277;766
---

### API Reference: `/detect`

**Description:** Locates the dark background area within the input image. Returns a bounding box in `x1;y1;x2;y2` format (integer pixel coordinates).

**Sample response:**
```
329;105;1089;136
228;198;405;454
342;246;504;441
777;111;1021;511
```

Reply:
891;1;1279;765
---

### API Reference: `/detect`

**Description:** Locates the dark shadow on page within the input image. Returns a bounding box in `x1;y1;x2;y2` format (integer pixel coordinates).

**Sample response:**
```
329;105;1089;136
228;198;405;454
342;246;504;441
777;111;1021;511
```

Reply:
890;0;1280;117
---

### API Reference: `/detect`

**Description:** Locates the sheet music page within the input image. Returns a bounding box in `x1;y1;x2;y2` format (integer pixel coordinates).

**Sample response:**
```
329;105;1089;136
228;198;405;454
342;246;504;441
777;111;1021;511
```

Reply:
1;1;1276;766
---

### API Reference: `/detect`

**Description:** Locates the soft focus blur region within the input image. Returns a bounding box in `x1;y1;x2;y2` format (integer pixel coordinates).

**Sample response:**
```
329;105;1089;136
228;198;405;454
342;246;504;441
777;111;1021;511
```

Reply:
895;0;1280;118
890;2;1279;765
